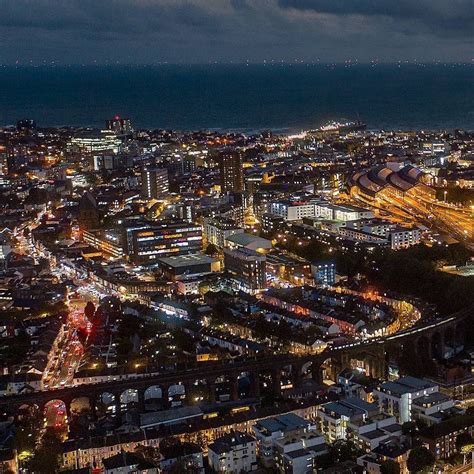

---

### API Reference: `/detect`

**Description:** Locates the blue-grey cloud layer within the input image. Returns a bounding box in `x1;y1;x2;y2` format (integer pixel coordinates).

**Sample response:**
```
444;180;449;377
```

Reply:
1;0;472;63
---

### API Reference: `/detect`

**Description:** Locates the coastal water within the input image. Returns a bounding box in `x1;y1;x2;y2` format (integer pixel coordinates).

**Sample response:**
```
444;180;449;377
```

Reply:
0;64;473;132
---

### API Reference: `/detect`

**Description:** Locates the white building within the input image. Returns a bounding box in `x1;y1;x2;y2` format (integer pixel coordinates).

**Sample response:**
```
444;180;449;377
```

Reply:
390;227;421;250
317;397;380;443
208;431;258;473
253;413;318;468
313;202;374;222
204;218;244;249
274;431;328;474
373;376;440;423
270;201;317;221
349;415;402;452
410;392;455;425
341;219;421;250
177;279;200;295
313;201;334;220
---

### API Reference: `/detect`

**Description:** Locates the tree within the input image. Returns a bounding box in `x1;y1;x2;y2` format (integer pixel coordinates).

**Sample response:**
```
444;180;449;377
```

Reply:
407;446;435;473
253;315;273;341
380;459;401;474
134;444;160;463
402;421;418;436
14;405;43;453
456;432;473;452
84;301;96;320
274;319;292;343
456;432;474;465
168;458;201;474
330;439;361;463
198;281;210;296
28;430;62;474
205;243;218;256
173;329;195;353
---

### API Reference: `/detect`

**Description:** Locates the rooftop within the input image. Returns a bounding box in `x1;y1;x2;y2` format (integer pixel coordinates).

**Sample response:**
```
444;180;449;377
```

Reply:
320;397;378;419
102;452;156;470
412;391;451;407
158;253;217;268
421;414;474;439
254;413;309;436
372;437;411;458
378;376;437;396
225;232;272;248
208;430;255;455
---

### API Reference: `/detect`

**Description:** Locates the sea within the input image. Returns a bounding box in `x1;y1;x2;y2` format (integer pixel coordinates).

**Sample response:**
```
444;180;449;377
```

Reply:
0;64;473;132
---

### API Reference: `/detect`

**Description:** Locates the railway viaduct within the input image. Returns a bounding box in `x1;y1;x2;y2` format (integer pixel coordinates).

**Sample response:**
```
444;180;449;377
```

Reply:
0;307;469;417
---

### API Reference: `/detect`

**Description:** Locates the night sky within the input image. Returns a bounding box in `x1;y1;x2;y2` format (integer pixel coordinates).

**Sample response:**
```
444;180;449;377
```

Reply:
1;0;473;64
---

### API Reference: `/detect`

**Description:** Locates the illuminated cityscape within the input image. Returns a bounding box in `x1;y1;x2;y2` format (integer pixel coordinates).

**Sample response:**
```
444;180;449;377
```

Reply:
0;116;473;474
0;1;474;473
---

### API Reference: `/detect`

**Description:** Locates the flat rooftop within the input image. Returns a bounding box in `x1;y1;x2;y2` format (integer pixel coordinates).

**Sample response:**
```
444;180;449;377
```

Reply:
254;413;309;436
320;397;378;419
361;428;388;440
158;253;217;268
225;232;272;247
379;376;437;396
140;406;202;428
412;392;451;407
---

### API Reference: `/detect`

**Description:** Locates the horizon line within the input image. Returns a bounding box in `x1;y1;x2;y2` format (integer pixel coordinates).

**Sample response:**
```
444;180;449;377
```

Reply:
1;61;473;67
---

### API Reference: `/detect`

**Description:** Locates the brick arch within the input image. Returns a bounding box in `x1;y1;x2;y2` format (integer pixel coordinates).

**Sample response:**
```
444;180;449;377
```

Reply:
431;331;444;360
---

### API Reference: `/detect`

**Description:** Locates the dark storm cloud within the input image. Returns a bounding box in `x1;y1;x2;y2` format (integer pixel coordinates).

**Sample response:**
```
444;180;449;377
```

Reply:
0;0;472;63
278;0;474;37
0;0;222;35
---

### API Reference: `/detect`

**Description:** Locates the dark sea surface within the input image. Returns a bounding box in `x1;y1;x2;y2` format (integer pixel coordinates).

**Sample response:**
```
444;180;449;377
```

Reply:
0;64;473;132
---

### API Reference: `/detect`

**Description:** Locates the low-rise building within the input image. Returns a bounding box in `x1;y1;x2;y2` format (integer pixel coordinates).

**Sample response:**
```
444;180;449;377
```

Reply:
357;437;411;474
317;397;380;443
176;278;201;295
253;413;317;468
102;451;158;474
274;431;328;474
158;253;220;281
373;376;440;423
340;219;421;250
311;260;336;286
224;232;272;252
159;442;204;473
208;431;258;473
270;201;317;221
314;203;374;222
420;414;474;460
411;391;456;425
204;218;244;249
389;227;421;250
349;414;402;452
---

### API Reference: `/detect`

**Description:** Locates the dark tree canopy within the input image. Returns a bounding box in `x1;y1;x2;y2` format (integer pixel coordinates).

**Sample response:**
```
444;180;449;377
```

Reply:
456;432;473;452
407;446;435;473
84;301;96;320
380;459;401;474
